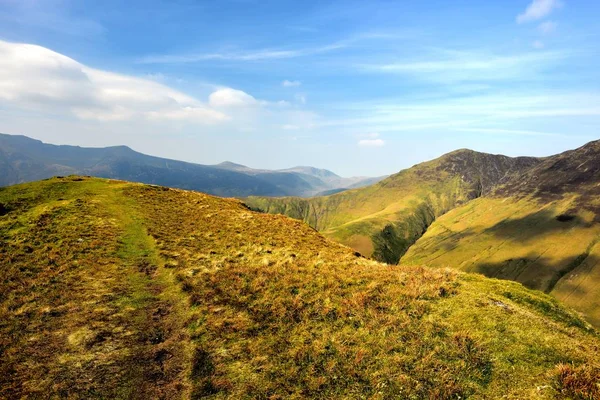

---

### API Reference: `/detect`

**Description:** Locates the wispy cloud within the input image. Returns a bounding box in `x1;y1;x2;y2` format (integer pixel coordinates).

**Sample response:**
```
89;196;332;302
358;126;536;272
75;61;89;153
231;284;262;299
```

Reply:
136;31;417;65
362;52;562;72
313;92;600;138
517;0;563;24
359;132;380;139
359;50;568;83
138;43;346;64
0;2;105;38
452;127;566;137
295;93;307;104
282;80;301;87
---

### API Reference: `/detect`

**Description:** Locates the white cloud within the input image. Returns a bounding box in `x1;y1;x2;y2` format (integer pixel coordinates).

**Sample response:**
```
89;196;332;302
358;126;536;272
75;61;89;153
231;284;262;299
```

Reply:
282;80;301;87
358;138;385;147
532;40;545;49
282;124;300;130
0;40;228;124
538;21;558;34
517;0;562;24
208;88;258;108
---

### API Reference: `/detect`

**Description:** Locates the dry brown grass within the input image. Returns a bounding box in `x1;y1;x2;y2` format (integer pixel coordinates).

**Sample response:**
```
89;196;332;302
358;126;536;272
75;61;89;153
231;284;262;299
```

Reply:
552;363;600;399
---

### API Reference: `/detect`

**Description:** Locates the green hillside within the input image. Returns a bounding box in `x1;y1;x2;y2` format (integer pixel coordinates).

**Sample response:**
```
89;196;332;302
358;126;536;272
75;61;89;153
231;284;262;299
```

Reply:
1;176;600;399
403;140;600;327
246;150;539;264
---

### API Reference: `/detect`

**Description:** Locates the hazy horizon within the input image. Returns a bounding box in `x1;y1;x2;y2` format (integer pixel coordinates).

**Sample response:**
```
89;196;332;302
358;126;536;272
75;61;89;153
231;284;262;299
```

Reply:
1;0;599;176
1;131;597;179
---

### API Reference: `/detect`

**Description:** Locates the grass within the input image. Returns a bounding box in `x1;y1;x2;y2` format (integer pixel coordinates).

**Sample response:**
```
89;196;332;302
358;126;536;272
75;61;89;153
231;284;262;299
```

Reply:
0;177;192;398
1;176;600;398
402;194;600;328
246;156;478;263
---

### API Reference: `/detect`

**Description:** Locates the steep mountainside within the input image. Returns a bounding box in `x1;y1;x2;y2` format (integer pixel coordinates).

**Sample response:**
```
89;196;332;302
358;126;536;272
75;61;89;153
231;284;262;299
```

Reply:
0;133;384;197
403;140;600;326
1;176;599;399
246;150;540;264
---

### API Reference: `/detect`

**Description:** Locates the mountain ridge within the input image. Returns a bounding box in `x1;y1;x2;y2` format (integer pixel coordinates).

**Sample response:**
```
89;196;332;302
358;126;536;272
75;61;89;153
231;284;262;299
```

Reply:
403;138;600;325
246;147;542;264
0;133;384;197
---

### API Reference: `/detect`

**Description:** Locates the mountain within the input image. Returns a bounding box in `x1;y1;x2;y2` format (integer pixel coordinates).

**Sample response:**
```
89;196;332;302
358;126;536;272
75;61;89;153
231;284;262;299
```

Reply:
213;161;387;196
403;140;600;326
0;133;384;197
246;149;540;264
1;176;599;399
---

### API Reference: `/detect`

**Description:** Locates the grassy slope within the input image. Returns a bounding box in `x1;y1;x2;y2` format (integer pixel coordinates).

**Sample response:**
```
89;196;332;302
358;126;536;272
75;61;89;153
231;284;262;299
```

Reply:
1;177;600;399
0;177;193;398
403;194;600;327
403;141;600;327
246;151;538;264
247;158;474;264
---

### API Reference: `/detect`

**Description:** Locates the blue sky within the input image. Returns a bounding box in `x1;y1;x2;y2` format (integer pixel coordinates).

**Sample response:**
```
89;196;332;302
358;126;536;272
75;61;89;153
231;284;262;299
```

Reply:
0;0;599;176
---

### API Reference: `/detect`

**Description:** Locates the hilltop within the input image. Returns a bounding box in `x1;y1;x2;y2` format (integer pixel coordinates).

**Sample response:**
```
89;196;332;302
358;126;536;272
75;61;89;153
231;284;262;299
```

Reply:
246;148;540;264
403;139;600;326
1;176;599;398
0;133;383;198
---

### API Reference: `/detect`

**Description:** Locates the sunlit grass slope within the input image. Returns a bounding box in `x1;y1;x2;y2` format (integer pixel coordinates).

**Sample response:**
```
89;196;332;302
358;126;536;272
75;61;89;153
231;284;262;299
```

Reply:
404;140;600;327
246;150;539;264
1;177;600;399
403;196;600;326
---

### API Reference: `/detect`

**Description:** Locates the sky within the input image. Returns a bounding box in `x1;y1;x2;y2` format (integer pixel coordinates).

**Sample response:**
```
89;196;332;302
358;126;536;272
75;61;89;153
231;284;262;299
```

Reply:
0;0;599;177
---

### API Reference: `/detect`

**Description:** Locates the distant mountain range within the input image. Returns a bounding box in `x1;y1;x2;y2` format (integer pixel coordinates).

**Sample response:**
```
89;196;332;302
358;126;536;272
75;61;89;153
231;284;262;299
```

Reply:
0;133;385;197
